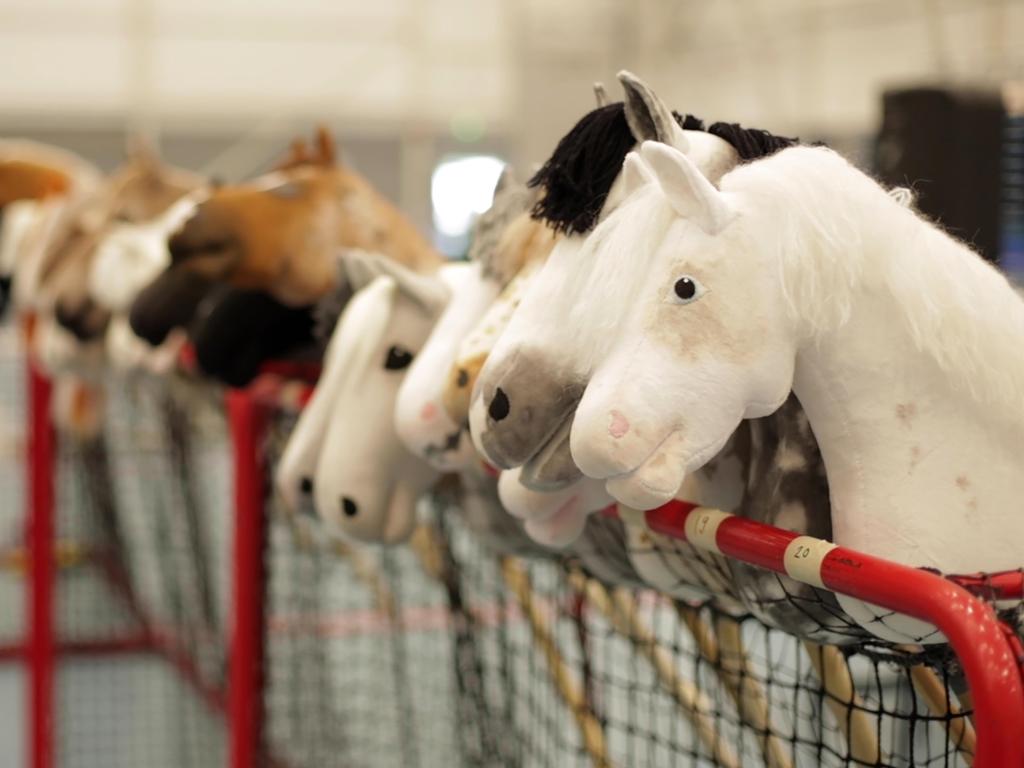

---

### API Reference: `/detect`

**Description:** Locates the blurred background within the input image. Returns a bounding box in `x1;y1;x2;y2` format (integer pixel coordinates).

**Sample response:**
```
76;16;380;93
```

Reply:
2;0;1022;260
1;2;1023;765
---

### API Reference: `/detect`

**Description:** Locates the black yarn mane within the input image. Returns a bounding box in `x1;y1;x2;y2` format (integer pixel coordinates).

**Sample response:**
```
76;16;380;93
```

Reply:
528;102;799;236
705;121;799;161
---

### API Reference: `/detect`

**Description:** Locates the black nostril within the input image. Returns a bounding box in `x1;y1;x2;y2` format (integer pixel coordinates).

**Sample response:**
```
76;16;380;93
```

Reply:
341;496;358;517
489;388;510;422
456;368;469;387
300;476;313;495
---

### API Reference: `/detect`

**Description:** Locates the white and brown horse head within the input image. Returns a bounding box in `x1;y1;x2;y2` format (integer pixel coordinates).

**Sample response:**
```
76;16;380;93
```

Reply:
43;146;204;344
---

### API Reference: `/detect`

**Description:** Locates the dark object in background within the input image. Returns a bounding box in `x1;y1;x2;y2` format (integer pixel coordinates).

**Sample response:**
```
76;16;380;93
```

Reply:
0;276;10;320
130;267;216;346
189;287;320;388
1002;96;1024;276
875;86;1005;264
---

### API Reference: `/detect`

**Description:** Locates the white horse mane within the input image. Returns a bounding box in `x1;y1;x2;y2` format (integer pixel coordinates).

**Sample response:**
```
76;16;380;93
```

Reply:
722;145;1024;425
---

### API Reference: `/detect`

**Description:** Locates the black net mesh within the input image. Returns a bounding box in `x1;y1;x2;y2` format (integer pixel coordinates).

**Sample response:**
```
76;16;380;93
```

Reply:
0;321;25;655
255;407;998;768
260;414;465;768
20;373;1019;768
53;375;228;767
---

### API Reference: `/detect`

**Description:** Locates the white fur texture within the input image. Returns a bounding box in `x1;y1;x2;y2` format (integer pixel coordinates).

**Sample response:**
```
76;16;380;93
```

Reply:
469;129;740;466
275;271;378;514
395;261;499;471
314;268;447;543
498;469;612;548
90;194;203;312
0;142;101;308
565;142;1024;643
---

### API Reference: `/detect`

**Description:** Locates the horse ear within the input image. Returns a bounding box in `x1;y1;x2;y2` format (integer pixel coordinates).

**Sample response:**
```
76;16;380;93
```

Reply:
340;249;387;293
593;82;609;107
291;139;309;165
125;134;160;171
370;259;450;316
493;165;518;196
640;142;734;234
315;126;337;166
620;151;655;198
617;70;688;151
274;139;309;171
340;250;448;315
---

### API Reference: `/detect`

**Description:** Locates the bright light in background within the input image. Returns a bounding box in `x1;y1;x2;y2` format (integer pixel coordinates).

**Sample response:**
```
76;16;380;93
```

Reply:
431;154;506;256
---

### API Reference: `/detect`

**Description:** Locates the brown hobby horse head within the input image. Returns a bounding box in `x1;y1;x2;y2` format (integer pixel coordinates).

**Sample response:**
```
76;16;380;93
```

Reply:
39;141;204;342
130;127;441;348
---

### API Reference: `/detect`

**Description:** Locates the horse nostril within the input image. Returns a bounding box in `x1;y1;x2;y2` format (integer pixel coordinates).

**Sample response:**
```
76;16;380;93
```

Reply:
341;496;358;517
300;476;313;495
456;368;469;387
488;388;510;422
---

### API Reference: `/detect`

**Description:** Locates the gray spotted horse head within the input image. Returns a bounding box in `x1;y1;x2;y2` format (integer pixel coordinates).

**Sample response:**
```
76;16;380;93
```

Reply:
469;70;740;484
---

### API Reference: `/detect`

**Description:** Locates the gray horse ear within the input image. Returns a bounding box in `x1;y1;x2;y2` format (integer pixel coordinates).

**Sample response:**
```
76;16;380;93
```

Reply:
386;261;450;316
341;250;448;316
593;82;609;107
618;70;689;151
340;249;389;293
493;165;518;196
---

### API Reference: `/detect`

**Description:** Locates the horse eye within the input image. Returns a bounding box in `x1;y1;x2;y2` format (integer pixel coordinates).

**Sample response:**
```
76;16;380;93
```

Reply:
384;345;414;371
672;276;706;304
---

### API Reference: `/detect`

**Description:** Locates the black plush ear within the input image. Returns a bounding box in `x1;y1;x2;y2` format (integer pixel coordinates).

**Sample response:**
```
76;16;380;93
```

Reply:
618;70;686;147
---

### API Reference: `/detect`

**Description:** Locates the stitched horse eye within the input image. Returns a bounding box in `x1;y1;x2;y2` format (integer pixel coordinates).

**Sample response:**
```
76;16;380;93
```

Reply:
673;276;705;304
384;345;414;371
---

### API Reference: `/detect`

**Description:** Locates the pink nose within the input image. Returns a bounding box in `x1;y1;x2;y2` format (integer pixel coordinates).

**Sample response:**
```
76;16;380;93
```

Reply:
608;410;630;439
420;402;438;422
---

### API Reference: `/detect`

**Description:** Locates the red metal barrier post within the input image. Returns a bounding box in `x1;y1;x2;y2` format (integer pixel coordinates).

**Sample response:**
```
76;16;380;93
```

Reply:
227;388;270;768
27;361;55;768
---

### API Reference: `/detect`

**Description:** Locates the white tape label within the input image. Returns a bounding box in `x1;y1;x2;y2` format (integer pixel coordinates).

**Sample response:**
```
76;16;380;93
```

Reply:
783;536;838;589
683;508;731;554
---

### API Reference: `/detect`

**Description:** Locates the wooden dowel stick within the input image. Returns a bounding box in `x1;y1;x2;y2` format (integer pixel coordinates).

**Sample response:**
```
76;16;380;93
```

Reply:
566;572;739;768
503;560;613;768
899;652;976;765
803;641;883;766
712;613;794;768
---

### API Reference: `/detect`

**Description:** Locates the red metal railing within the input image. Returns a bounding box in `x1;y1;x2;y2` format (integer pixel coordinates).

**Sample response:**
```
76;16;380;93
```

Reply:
22;370;273;768
226;389;270;768
22;360;1024;767
605;500;1024;768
